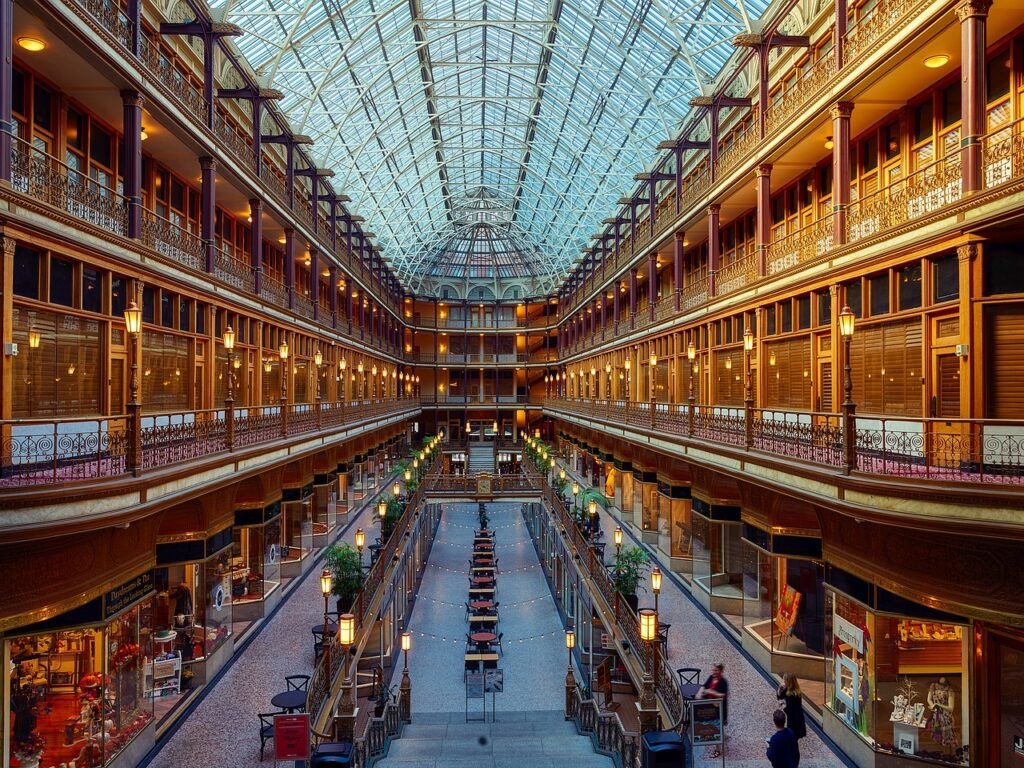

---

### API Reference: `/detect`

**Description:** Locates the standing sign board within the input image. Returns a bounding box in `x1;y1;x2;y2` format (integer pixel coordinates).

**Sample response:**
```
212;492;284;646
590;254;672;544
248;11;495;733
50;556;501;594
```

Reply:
274;713;311;762
689;698;723;746
484;669;504;692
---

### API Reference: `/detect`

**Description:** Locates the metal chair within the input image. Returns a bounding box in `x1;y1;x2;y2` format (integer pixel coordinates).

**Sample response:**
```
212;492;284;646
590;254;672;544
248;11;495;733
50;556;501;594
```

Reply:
676;667;702;700
496;632;504;656
285;674;310;692
258;712;278;760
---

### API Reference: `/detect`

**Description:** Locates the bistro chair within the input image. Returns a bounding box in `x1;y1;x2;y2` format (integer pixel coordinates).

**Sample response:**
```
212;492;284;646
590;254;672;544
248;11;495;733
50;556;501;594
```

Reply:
258;713;279;760
676;667;701;698
496;632;504;656
285;674;310;692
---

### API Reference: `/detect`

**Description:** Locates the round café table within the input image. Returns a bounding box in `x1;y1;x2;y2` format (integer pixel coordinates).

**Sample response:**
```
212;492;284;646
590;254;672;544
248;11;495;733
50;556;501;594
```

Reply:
312;622;337;637
471;576;495;586
469;600;494;611
271;689;307;713
470;632;497;645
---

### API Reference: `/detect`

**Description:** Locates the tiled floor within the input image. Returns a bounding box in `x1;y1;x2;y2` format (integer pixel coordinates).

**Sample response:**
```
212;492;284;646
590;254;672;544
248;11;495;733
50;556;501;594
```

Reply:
577;471;847;768
148;489;847;768
147;496;381;768
388;502;569;715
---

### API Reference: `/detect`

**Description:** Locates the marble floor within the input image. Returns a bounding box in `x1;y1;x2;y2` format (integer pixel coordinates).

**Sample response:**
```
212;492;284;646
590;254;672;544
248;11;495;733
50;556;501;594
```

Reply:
387;502;570;715
146;487;848;768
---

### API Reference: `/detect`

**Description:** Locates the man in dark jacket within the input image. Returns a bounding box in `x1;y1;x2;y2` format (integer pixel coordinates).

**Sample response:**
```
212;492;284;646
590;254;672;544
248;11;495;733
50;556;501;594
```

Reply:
766;709;800;768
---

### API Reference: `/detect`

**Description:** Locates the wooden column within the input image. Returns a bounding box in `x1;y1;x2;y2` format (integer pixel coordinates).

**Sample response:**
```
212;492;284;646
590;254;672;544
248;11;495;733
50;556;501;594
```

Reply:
284;228;296;309
707;204;721;297
121;90;144;240
755;164;772;277
200;156;216;273
250;198;263;295
959;0;991;193
673;232;684;311
831;103;853;246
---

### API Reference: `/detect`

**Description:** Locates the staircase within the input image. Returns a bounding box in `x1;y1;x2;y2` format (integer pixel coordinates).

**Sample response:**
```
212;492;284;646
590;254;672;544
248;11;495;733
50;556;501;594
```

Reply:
467;442;495;475
374;710;615;768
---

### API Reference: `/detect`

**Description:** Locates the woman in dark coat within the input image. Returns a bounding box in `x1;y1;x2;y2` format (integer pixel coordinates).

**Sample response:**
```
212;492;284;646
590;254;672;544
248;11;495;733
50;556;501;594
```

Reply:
777;673;807;740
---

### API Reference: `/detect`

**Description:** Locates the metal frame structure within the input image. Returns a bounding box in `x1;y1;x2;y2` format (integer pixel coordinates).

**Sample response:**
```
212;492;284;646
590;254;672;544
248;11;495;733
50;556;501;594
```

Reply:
214;0;769;289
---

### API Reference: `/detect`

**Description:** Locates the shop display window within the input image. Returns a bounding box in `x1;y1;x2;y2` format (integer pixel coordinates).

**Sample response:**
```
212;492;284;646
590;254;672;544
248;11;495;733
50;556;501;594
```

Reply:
743;547;825;658
692;515;743;603
825;590;970;764
995;636;1024;766
281;497;313;563
152;548;232;669
6;605;154;768
640;482;658;532
231;516;281;603
669;499;694;568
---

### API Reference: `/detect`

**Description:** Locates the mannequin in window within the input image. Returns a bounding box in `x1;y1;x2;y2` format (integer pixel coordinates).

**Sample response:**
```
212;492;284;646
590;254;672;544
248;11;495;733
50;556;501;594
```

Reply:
927;677;956;748
172;581;193;626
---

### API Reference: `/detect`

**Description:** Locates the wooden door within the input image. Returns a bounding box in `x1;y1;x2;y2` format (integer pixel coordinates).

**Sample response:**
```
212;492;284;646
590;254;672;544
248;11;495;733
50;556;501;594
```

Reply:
928;351;964;468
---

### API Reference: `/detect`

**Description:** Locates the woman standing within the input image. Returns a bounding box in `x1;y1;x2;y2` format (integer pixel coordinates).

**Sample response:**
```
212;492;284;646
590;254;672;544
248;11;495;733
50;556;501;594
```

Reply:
777;673;807;741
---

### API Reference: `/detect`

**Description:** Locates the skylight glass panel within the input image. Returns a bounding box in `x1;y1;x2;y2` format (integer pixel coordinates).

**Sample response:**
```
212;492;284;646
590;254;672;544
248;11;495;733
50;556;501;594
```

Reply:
219;0;769;291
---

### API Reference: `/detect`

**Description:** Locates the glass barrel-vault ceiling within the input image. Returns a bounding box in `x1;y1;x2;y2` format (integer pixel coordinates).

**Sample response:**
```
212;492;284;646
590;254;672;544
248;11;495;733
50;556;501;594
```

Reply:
210;0;770;294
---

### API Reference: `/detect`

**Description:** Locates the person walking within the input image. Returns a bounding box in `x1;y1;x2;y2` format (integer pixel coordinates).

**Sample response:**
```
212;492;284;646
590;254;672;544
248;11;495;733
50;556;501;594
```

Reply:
777;673;807;742
766;709;800;768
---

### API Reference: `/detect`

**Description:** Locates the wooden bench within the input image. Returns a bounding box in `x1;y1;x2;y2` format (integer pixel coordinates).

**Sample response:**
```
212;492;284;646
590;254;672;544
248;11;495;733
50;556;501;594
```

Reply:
471;566;496;574
468;588;495;597
468;614;498;626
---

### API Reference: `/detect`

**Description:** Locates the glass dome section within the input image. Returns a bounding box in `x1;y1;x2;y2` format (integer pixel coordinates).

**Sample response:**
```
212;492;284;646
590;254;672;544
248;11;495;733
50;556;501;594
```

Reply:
211;0;770;292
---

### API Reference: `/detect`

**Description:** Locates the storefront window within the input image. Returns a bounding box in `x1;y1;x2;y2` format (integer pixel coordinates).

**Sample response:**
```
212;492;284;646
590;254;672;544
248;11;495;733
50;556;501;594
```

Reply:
743;548;825;660
232;516;281;604
282;497;313;564
7;605;154;768
825;589;969;764
670;499;694;577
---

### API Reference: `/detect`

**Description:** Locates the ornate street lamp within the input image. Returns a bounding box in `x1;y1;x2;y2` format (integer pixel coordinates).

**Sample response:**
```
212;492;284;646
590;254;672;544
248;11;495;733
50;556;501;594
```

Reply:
839;305;857;473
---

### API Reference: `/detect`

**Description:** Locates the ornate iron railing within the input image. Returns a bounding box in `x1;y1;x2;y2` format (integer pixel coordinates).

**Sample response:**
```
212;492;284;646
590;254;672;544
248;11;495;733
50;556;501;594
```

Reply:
138;35;207;123
568;688;640;768
763;55;837;137
141;212;205;272
214;246;256;293
11;138;128;236
766;215;834;276
0;416;128;486
140;409;226;469
715;254;757;296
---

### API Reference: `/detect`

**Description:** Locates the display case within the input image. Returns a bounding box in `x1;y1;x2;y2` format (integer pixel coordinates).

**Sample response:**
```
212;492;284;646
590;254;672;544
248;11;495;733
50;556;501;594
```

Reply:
231;507;281;604
825;587;970;764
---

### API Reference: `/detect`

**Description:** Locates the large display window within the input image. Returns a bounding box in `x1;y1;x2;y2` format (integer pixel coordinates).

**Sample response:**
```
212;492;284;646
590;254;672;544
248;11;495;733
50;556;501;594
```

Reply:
6;582;155;768
691;504;743;620
281;492;313;566
231;507;281;604
825;588;970;764
669;498;694;577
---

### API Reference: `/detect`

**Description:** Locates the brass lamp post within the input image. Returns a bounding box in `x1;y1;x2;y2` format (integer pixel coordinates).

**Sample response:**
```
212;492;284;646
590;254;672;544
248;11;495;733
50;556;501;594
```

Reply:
743;327;755;446
638;609;659;732
651;566;662;613
564;629;576;718
839;305;857;473
399;630;412;721
687;340;696;435
124;300;143;475
648;351;657;428
355;527;365;569
279;339;290;436
320;568;334;679
337;613;357;741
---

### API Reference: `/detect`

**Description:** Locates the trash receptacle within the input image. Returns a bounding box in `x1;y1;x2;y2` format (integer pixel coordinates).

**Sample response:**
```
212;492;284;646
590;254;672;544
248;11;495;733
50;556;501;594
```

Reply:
310;741;353;766
641;730;687;768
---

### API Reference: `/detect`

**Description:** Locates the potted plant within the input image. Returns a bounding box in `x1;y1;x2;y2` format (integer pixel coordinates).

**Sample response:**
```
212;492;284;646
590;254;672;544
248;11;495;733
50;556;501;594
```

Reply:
181;666;196;691
324;542;365;613
612;545;650;614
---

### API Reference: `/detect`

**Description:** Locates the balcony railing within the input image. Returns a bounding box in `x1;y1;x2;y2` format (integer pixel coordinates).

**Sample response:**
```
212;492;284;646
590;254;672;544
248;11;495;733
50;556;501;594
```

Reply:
763;55;837;138
544;398;1024;485
715;253;757;296
766;215;834;276
138;35;207;123
214;245;256;293
141;212;205;272
11;137;128;237
0;398;418;489
846;154;962;243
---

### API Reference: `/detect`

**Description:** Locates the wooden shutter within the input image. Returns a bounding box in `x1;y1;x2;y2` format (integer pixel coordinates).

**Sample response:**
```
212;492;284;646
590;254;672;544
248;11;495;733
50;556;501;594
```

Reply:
765;336;812;410
820;361;833;411
986;305;1024;418
935;355;960;418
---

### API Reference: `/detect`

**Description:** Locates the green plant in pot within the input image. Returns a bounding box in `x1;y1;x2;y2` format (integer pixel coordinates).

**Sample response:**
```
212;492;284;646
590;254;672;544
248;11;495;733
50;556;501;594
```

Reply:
613;545;650;614
324;542;365;614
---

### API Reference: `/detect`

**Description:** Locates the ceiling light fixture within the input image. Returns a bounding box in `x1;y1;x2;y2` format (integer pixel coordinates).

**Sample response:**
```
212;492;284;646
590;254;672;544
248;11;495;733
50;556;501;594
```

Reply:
824;136;834;150
17;36;46;52
924;54;950;69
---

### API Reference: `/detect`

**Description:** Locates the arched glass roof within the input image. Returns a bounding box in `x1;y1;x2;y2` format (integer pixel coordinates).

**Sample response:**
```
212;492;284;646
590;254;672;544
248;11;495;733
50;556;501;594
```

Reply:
211;0;770;292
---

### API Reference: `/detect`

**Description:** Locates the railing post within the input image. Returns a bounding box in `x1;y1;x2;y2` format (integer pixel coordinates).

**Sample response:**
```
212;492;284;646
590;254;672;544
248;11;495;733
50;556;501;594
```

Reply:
225;398;234;451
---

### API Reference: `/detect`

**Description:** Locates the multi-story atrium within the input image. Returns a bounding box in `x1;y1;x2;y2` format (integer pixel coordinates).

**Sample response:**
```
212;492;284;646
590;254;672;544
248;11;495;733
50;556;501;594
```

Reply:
1;0;1022;765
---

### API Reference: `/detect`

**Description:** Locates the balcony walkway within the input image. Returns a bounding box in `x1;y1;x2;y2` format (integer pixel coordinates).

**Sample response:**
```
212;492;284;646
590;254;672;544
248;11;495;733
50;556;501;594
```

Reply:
563;469;848;768
146;485;388;768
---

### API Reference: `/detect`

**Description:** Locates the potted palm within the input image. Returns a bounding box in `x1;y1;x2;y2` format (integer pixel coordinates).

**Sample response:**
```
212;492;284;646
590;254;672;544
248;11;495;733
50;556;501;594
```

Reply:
324;542;365;613
613;545;650;614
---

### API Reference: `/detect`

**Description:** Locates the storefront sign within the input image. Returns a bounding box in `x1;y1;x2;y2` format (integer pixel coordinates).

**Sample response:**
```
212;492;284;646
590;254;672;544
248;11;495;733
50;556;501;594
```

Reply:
466;672;485;699
834;614;865;654
104;571;155;618
484;669;504;693
689;699;723;746
274;713;310;760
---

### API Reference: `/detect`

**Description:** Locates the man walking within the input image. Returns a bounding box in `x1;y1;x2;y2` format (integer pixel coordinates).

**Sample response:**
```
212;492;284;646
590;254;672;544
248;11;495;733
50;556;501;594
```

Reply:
766;709;800;768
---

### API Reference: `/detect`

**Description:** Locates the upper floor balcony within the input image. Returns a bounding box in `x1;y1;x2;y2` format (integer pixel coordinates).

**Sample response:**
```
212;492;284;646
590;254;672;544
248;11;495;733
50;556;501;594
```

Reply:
0;397;417;492
545;397;1024;490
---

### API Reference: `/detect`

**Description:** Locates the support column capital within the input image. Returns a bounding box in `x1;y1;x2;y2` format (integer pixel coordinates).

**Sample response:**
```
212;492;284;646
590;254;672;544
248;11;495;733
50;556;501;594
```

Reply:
957;242;981;262
120;89;144;108
755;163;772;178
956;0;991;21
830;101;855;120
199;155;217;171
707;203;721;215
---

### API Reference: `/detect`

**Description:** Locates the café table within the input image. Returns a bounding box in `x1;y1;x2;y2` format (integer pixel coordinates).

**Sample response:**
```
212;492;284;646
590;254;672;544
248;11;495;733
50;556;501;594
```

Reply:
271;688;307;713
469;600;494;611
471;576;495;586
470;631;497;647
